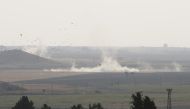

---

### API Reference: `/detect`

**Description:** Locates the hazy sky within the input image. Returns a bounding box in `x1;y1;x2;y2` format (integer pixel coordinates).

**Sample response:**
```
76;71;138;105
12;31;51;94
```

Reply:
0;0;190;47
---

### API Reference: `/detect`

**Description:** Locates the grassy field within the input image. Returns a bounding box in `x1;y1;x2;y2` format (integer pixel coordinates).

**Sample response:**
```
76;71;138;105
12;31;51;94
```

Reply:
1;84;190;109
0;72;189;109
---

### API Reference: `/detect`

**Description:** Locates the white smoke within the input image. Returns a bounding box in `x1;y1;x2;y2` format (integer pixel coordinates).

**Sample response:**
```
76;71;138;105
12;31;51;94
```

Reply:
22;46;49;58
44;50;140;73
138;62;155;72
139;62;182;72
22;46;182;73
70;56;140;72
43;69;68;72
172;62;182;72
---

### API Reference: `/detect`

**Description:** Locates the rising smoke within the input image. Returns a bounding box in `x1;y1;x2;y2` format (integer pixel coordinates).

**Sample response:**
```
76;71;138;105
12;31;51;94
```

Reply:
172;62;182;72
70;55;140;72
43;49;140;73
139;62;182;72
44;51;140;73
22;46;182;73
22;46;49;58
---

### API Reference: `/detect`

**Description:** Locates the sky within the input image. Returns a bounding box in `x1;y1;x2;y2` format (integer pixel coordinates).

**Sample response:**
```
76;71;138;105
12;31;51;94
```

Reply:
0;0;190;47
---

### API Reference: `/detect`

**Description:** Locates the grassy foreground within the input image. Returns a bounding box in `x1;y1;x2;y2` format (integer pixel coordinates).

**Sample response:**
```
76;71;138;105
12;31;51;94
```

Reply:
1;84;190;109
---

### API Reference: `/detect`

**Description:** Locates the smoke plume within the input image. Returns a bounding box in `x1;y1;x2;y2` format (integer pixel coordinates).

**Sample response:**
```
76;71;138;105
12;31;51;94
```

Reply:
70;56;140;72
44;50;140;73
139;62;182;72
22;46;49;58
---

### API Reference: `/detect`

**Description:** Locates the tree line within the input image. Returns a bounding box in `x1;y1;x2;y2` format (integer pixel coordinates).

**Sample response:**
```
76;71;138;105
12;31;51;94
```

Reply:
12;92;156;109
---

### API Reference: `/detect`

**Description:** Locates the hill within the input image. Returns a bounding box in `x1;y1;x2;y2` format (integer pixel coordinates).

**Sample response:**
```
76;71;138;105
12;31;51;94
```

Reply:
0;49;68;69
0;81;24;92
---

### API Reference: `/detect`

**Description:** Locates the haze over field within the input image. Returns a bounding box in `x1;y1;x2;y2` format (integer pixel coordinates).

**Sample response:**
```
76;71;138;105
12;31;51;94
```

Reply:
0;46;189;73
1;1;190;109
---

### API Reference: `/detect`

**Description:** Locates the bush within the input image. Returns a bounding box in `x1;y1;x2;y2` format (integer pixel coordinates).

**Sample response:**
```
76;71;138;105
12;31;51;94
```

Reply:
12;96;35;109
89;103;104;109
130;92;157;109
41;104;51;109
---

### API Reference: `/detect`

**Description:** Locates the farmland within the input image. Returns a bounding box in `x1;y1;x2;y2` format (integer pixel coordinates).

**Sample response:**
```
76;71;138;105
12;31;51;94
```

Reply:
0;72;189;109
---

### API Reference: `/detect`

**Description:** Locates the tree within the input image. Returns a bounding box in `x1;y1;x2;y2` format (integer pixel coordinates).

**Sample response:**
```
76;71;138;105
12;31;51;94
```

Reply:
143;96;157;109
130;92;157;109
41;104;51;109
71;104;84;109
131;92;144;109
12;96;35;109
89;103;104;109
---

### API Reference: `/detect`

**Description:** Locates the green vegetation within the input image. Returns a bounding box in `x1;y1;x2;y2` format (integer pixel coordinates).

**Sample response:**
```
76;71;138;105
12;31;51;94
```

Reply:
10;71;190;109
0;89;189;109
41;104;51;109
10;93;156;109
12;96;34;109
89;103;104;109
130;92;156;109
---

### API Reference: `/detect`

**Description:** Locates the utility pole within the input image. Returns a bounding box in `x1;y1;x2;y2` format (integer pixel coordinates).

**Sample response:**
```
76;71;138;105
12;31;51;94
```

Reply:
166;88;172;109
